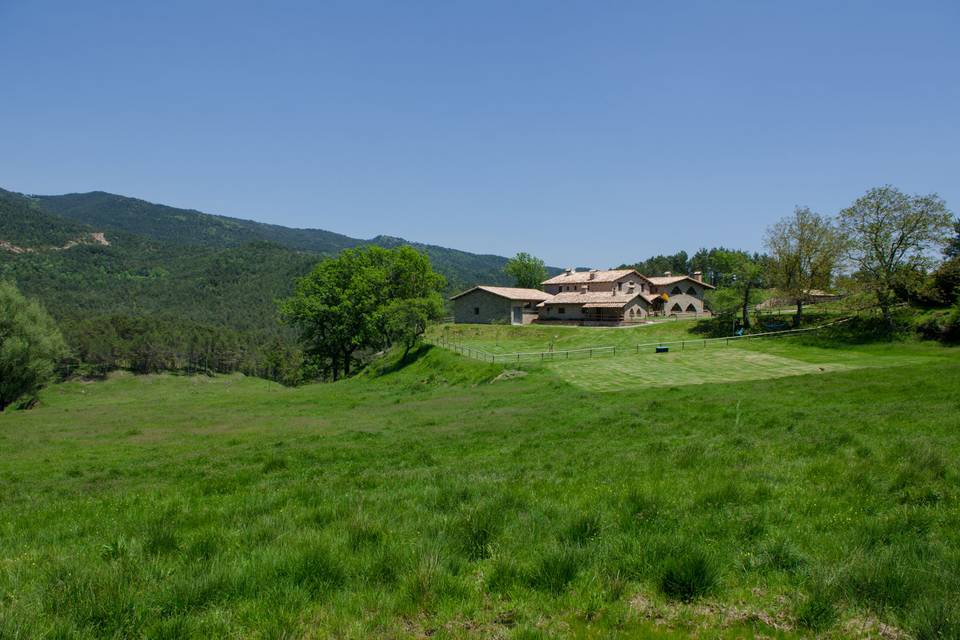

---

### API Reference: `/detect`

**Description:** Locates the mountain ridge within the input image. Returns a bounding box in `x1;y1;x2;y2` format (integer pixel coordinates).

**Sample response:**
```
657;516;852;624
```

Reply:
26;189;526;287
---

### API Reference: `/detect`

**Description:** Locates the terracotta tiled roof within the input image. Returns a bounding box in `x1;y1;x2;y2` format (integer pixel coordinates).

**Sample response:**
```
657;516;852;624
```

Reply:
449;285;553;302
645;275;716;289
542;269;639;285
537;291;653;309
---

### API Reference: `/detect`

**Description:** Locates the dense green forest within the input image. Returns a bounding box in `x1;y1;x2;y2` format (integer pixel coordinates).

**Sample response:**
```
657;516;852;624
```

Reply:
0;187;535;382
32;190;521;291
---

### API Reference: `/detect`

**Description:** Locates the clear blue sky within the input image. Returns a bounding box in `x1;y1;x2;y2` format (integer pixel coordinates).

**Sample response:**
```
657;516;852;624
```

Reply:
1;1;957;268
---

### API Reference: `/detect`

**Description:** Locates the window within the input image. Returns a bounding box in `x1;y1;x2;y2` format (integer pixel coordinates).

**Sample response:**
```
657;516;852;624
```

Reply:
474;307;480;315
618;282;623;291
559;307;566;314
685;303;697;313
670;303;682;313
686;286;697;296
671;286;683;295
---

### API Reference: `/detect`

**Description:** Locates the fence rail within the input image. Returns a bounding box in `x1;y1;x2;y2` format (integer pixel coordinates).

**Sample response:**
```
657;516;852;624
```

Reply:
428;316;855;364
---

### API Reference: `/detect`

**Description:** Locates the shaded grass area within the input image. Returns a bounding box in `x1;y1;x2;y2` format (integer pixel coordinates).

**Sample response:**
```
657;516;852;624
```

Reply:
1;344;959;638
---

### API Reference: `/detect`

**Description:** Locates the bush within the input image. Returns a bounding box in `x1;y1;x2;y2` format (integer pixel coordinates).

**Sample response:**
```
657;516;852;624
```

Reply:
658;549;718;602
915;304;960;343
0;281;68;411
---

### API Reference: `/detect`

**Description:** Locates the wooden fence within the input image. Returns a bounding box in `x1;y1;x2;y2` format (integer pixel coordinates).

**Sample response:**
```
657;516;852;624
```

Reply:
427;316;855;365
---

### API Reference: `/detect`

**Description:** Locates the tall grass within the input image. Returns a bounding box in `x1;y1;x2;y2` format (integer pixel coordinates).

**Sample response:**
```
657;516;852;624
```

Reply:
0;338;957;637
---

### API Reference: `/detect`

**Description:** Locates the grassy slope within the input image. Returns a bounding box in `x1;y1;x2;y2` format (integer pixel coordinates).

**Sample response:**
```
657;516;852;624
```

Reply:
430;320;709;355
1;342;959;638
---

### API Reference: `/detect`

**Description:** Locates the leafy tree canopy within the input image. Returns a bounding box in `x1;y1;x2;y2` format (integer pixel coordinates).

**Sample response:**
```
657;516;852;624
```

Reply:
838;185;954;327
765;207;843;327
280;246;446;379
0;281;68;411
504;252;548;290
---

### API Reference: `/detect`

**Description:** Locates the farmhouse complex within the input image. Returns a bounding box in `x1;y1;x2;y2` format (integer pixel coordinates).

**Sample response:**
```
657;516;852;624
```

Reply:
452;268;714;325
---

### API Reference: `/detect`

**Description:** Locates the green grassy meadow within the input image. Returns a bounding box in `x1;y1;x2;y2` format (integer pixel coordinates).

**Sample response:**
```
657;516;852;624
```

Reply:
429;318;707;355
1;329;959;639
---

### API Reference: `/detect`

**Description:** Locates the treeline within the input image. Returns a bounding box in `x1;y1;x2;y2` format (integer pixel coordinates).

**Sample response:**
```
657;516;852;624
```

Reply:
620;247;771;289
59;315;305;385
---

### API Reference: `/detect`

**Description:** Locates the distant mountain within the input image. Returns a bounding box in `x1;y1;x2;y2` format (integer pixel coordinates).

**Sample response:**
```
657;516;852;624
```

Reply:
1;186;560;360
0;186;560;381
32;190;521;290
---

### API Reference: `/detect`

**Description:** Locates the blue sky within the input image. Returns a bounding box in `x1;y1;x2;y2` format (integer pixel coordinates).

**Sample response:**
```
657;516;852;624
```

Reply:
1;1;957;267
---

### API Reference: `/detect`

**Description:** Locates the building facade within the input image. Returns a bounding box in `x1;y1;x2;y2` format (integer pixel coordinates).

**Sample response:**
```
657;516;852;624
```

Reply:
450;286;552;325
450;269;713;326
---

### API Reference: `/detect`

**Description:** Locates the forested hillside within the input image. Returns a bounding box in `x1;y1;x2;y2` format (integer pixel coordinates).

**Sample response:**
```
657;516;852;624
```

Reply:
0;187;531;381
34;190;518;290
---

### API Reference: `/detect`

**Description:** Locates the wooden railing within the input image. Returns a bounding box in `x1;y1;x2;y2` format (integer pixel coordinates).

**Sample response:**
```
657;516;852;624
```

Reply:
427;316;855;364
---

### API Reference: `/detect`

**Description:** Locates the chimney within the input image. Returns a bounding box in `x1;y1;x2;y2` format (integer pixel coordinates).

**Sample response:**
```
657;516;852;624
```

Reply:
664;271;672;277
564;267;573;275
588;271;596;280
692;271;703;282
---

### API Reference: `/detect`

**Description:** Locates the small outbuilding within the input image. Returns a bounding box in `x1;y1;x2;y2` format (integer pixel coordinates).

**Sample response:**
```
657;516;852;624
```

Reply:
450;286;552;325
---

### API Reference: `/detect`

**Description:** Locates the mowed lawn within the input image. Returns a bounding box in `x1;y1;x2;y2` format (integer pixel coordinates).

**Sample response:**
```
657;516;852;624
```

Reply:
545;342;941;391
429;319;706;355
1;340;959;638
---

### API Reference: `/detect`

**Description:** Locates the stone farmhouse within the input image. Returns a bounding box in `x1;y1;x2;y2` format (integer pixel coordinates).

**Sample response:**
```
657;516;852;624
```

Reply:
451;268;714;326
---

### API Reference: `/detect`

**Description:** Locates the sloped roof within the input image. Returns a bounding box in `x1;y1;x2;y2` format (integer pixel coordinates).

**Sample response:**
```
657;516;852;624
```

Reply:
542;269;640;285
646;275;716;289
537;291;653;309
449;285;553;302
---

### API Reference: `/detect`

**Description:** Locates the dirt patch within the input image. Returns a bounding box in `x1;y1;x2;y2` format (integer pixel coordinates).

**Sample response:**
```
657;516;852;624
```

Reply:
1;232;109;254
491;370;527;383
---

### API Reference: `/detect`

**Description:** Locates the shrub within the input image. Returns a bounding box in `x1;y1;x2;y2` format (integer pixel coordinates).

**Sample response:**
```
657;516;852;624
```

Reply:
658;549;717;602
0;281;68;411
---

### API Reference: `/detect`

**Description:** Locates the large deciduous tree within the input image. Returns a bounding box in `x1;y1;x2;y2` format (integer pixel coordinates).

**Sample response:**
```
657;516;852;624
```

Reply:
838;186;954;328
944;218;960;259
504;252;547;289
0;281;68;411
710;250;765;330
279;246;446;380
764;207;843;327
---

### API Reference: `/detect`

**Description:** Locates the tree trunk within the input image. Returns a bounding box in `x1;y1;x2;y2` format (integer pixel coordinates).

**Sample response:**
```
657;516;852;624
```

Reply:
878;290;894;330
794;299;803;328
741;283;752;330
343;350;352;376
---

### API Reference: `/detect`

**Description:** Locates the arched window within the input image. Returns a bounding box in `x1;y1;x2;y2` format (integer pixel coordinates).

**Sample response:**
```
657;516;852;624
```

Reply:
686;286;697;296
671;286;682;295
670;303;682;313
685;303;697;313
